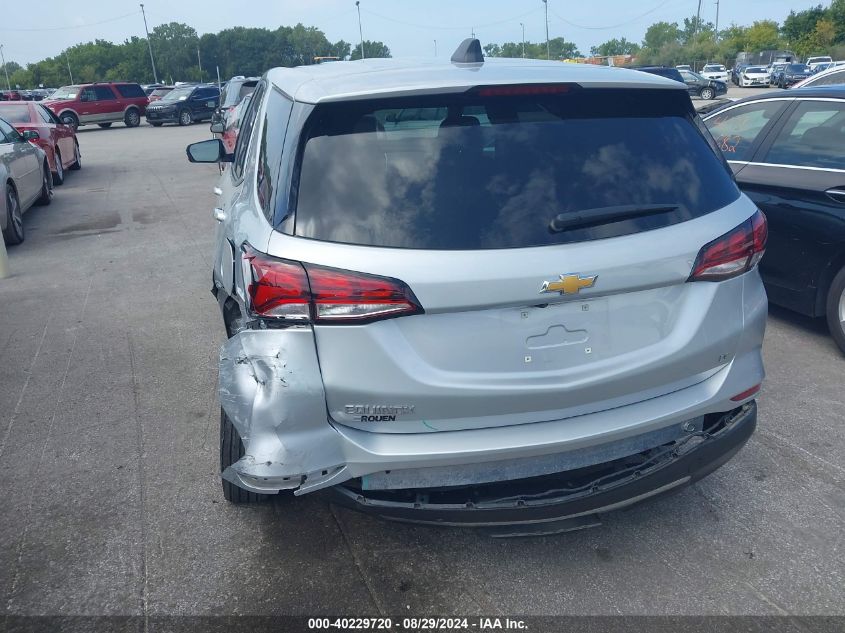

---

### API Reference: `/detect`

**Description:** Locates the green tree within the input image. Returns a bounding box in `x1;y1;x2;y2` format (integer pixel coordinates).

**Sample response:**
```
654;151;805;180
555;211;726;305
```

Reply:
745;20;782;52
782;5;828;43
590;37;640;57
642;21;681;50
349;40;392;60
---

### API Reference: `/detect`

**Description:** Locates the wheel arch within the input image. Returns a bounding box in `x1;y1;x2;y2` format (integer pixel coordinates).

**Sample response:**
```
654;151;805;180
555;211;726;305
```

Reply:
814;246;845;317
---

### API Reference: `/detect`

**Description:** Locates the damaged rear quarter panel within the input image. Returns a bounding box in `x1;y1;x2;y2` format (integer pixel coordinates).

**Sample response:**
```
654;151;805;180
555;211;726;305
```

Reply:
218;328;346;492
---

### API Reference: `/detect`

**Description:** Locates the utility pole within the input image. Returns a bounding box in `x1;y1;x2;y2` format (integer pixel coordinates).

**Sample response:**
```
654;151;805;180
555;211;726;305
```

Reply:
0;45;10;91
714;0;720;40
64;50;74;84
139;3;159;83
197;43;203;81
542;0;550;60
355;1;365;59
696;0;703;35
434;39;437;57
520;22;526;58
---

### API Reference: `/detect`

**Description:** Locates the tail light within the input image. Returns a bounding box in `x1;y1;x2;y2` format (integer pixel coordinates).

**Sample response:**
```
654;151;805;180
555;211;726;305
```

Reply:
242;245;423;324
689;210;767;282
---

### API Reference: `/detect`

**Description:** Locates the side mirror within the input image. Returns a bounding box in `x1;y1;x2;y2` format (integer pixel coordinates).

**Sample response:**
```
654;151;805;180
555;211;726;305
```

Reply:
21;130;40;141
186;138;232;163
210;121;224;134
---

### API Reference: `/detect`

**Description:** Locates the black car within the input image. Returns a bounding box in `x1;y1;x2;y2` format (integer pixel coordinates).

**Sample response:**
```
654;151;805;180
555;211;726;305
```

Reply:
703;87;845;352
774;63;813;88
213;76;259;125
145;84;220;127
632;66;727;100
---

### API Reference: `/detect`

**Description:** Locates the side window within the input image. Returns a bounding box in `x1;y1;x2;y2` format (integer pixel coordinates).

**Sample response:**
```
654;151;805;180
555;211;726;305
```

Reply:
705;101;785;161
811;70;845;87
80;88;97;102
257;88;294;219
763;101;845;170
36;105;53;124
116;84;145;98
93;86;117;101
38;105;62;125
232;82;265;181
0;119;21;143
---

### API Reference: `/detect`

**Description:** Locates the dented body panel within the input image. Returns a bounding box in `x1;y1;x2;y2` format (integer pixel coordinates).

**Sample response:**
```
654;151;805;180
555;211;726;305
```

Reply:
218;267;765;496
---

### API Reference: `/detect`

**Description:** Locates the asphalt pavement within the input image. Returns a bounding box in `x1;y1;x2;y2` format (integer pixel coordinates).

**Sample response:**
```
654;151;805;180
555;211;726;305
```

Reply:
0;118;843;621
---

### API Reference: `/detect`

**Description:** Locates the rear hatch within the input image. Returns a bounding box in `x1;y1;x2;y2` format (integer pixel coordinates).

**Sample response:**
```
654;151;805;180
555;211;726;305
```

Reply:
277;86;747;433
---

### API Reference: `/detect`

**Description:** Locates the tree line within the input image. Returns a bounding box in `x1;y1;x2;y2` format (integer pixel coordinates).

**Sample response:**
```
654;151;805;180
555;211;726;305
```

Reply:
485;0;845;67
592;0;845;67
4;22;390;88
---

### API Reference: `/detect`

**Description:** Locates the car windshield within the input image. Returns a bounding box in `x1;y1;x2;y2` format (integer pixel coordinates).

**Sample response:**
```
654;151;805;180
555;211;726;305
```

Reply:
0;104;31;123
50;86;79;100
292;88;739;250
747;67;766;73
704;65;724;71
150;88;173;98
161;87;192;102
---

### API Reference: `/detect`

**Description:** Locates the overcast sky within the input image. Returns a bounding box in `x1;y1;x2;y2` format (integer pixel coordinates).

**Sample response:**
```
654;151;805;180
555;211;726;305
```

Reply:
1;0;828;65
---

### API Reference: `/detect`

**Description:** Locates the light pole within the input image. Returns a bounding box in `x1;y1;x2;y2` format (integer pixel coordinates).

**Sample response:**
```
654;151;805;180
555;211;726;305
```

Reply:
520;22;525;58
434;39;437;57
542;0;550;60
0;45;10;91
197;43;203;81
695;0;702;35
714;0;720;40
64;50;74;84
139;3;159;83
355;2;365;59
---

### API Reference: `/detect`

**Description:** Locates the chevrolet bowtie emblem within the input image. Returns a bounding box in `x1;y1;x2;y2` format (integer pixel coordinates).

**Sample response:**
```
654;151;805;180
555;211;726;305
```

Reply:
541;273;598;295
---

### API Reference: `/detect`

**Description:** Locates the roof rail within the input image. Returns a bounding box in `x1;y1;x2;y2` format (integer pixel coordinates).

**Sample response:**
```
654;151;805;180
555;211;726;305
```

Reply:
451;38;484;64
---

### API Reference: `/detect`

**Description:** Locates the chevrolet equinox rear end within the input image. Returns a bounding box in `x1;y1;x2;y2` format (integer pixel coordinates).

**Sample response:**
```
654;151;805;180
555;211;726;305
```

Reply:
186;40;766;528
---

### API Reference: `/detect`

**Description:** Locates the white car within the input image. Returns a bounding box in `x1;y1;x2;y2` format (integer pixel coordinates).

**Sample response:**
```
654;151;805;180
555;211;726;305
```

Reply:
739;66;770;87
806;56;833;71
701;64;730;82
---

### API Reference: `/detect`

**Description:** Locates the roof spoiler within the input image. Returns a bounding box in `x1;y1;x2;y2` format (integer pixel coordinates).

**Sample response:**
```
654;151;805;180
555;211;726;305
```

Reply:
451;38;484;64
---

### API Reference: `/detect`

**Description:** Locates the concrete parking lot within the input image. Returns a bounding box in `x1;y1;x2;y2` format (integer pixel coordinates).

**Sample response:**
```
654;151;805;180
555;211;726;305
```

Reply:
0;118;843;620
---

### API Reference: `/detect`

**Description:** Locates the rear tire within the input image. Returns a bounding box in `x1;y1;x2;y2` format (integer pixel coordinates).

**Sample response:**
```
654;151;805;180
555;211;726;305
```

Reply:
69;141;81;170
98;122;113;129
178;109;192;126
220;408;275;504
826;266;845;355
35;163;52;206
124;108;141;127
2;185;24;245
52;148;64;185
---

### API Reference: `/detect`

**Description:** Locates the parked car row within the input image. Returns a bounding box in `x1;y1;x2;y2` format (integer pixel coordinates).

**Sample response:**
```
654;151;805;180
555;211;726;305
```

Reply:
0;100;82;245
703;86;845;352
632;66;727;100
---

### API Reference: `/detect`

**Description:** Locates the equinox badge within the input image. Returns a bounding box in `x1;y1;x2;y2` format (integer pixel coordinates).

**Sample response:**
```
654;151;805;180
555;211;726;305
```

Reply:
541;273;598;296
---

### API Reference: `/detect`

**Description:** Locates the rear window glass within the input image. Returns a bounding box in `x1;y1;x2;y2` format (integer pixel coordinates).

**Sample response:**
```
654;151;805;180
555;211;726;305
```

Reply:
291;88;739;250
0;105;31;123
116;84;145;98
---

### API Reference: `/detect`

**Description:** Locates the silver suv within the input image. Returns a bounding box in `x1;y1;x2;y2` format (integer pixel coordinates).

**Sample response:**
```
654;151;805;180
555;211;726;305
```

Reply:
187;40;767;527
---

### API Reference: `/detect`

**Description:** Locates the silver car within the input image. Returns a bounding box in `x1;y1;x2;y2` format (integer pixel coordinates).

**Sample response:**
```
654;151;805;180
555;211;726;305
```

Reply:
1;116;53;245
187;41;767;527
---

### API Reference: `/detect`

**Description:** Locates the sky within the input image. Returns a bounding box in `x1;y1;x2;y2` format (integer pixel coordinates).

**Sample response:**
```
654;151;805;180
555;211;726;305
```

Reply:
0;0;830;66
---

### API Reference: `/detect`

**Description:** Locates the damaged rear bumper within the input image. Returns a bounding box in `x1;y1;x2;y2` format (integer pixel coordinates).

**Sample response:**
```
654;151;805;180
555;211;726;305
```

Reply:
219;329;761;505
330;403;756;529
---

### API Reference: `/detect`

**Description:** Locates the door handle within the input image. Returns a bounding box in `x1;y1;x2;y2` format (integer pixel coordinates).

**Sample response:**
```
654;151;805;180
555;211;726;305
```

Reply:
213;208;226;222
825;188;845;204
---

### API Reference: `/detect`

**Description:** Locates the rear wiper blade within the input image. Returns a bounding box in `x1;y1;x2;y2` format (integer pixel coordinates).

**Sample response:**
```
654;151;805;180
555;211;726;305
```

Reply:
549;204;679;233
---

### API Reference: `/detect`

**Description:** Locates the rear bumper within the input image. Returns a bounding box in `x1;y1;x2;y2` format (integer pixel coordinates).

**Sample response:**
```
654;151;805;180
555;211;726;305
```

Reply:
329;402;756;528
